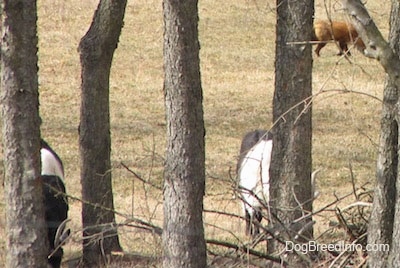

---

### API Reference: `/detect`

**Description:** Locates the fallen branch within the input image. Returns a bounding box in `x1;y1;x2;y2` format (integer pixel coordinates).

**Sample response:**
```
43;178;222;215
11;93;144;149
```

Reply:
206;238;287;265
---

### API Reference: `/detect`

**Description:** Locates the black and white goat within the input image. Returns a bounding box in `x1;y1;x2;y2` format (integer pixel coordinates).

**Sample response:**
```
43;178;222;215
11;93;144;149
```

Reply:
40;139;69;268
237;130;272;236
237;130;319;237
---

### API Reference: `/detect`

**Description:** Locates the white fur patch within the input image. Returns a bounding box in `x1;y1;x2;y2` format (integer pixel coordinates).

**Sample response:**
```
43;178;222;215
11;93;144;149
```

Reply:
238;139;272;217
41;148;64;181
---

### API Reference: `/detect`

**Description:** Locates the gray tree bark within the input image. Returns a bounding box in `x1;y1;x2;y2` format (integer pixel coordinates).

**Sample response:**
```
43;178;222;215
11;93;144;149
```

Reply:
1;1;48;267
341;0;400;267
268;0;314;266
162;0;207;267
78;0;126;265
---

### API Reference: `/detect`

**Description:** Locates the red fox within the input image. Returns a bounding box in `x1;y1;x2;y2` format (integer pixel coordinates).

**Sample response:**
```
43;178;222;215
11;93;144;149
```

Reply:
312;20;366;57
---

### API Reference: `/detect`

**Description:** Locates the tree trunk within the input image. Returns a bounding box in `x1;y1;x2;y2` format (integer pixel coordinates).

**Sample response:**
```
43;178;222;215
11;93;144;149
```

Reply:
384;5;400;267
268;0;314;266
373;2;400;267
1;1;48;267
368;51;398;267
162;0;207;267
340;0;400;267
78;0;127;265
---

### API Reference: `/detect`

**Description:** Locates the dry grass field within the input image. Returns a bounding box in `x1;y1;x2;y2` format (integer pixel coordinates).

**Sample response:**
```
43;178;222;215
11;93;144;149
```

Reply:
0;0;392;266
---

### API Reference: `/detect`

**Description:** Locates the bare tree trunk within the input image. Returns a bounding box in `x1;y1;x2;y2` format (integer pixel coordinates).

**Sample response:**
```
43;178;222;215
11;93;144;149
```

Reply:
162;0;207;267
78;0;127;265
368;97;397;266
341;0;400;267
1;1;48;267
384;5;400;267
368;45;398;267
268;0;314;266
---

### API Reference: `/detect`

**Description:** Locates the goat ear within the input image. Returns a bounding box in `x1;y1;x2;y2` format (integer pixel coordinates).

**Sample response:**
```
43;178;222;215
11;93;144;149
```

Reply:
54;218;71;247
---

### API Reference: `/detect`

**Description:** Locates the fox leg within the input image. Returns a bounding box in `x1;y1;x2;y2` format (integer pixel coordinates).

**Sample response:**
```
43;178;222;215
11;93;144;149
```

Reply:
338;42;351;56
315;43;326;57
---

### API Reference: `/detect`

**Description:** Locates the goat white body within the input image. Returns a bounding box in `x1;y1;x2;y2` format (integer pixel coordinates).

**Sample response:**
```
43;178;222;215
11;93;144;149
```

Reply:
239;139;272;219
238;130;319;236
41;147;65;181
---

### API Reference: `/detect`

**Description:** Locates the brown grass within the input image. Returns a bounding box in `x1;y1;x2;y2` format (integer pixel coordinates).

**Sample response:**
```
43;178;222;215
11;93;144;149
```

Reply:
0;0;391;266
